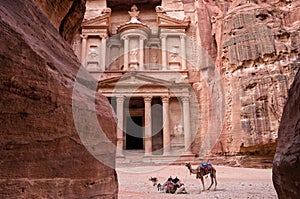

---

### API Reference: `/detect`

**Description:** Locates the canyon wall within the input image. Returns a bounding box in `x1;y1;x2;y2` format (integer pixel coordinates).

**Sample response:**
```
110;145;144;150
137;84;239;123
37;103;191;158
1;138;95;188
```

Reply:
273;70;300;199
193;0;300;156
0;0;118;198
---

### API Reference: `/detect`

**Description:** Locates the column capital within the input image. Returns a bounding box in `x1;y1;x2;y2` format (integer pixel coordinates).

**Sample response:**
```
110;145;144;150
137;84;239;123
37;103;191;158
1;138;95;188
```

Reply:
80;34;88;39
160;34;168;39
144;96;152;103
161;96;170;103
181;96;190;102
100;34;108;39
121;35;129;40
139;35;147;41
180;34;186;39
116;95;125;103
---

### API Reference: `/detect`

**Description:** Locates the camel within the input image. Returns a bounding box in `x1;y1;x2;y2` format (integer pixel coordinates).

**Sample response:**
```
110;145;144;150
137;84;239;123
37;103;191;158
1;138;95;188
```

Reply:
149;177;162;191
185;162;217;191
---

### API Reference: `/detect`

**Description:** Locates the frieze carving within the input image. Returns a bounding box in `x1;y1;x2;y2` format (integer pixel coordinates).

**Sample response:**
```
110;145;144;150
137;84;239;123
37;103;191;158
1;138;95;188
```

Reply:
82;29;106;34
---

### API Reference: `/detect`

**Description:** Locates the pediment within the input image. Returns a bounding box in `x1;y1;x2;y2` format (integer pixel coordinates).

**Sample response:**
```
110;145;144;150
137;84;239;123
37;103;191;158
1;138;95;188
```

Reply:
82;14;111;32
98;72;175;87
157;13;190;29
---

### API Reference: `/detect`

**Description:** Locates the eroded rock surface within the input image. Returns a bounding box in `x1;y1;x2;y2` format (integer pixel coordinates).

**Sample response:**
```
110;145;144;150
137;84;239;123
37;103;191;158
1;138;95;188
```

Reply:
193;0;300;157
32;0;86;43
273;70;300;198
0;0;117;198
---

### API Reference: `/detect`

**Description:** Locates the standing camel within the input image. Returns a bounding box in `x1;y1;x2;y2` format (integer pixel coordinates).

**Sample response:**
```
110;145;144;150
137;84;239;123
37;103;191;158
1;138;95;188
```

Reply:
185;162;217;191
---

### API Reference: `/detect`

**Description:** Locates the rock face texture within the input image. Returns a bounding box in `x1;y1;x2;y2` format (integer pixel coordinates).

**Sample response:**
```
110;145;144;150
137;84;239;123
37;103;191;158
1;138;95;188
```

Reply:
0;0;118;198
193;0;300;157
273;70;300;198
31;0;86;44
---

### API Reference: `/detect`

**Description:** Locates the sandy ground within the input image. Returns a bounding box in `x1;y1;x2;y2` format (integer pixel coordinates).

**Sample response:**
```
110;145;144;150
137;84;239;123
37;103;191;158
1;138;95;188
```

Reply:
117;165;277;199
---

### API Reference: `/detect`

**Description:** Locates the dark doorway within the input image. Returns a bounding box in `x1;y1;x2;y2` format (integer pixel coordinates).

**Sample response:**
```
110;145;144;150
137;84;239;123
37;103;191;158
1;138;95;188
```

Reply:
152;98;163;154
126;116;144;150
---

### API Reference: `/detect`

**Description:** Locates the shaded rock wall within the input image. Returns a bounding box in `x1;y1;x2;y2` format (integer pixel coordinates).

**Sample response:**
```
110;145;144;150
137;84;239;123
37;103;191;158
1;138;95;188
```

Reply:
193;0;300;156
273;70;300;198
0;0;118;198
31;0;86;43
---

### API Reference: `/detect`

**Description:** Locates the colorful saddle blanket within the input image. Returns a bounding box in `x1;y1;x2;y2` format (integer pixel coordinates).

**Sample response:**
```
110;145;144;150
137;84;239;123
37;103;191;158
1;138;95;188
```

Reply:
200;162;212;175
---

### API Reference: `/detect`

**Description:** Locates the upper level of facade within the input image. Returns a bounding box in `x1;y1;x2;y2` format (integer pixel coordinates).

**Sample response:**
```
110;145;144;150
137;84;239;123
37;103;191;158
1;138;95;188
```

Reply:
72;0;198;81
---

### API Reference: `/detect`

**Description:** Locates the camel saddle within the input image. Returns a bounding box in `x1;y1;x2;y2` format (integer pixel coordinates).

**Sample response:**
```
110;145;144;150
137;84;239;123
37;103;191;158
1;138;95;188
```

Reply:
200;162;212;176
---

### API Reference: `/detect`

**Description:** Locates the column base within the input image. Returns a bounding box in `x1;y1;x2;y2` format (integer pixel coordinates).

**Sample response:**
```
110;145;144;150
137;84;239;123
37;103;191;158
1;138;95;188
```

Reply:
182;151;194;156
116;153;125;158
144;152;152;157
163;152;171;156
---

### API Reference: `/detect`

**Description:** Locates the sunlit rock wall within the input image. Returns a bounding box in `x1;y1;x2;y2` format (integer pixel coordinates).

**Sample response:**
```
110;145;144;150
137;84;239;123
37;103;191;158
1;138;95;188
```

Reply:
192;0;300;156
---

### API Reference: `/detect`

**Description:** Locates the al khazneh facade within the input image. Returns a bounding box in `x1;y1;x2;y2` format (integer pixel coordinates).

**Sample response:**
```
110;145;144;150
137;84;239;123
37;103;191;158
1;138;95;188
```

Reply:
73;0;199;158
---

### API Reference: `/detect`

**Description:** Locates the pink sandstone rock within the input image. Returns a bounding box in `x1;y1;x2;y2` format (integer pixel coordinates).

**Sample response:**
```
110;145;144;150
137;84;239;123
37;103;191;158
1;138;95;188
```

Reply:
194;1;300;157
0;0;118;198
273;69;300;198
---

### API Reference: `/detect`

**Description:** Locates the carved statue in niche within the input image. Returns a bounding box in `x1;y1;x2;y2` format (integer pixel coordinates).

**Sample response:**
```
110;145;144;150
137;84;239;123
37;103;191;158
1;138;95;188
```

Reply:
169;45;179;61
130;46;138;62
173;124;183;136
86;45;99;69
148;47;160;70
88;45;99;60
150;49;158;64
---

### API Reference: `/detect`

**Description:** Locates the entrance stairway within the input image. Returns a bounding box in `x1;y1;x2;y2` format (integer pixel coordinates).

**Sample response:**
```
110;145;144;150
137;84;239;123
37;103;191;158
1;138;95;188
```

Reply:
116;150;196;167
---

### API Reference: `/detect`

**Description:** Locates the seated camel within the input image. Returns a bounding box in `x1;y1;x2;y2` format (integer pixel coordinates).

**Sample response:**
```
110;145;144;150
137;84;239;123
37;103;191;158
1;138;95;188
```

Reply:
149;177;162;191
184;162;217;191
149;176;187;194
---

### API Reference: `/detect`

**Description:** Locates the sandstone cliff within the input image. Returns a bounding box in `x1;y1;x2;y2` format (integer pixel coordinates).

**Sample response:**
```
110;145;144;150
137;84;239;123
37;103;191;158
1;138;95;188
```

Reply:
193;0;300;158
273;69;300;199
0;0;118;198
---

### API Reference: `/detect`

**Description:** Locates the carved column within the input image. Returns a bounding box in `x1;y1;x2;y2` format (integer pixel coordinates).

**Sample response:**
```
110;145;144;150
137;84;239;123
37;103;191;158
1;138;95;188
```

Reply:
161;35;167;70
144;96;152;156
123;36;129;70
116;96;125;157
80;34;88;66
180;35;186;70
139;37;144;70
162;96;171;155
182;96;192;154
100;34;107;71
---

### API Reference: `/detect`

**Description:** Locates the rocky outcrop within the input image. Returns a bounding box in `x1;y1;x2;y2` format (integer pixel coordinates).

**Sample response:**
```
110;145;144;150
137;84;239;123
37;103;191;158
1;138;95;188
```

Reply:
31;0;86;43
273;70;300;198
0;0;118;198
194;0;300;157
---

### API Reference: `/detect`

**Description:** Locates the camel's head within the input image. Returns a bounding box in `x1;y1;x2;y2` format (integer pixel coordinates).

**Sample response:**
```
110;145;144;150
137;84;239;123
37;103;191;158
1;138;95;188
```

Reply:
185;162;191;167
149;177;158;183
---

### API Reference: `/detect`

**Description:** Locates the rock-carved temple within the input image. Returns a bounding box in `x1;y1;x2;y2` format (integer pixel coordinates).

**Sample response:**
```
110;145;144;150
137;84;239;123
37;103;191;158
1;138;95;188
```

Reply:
73;0;198;159
73;0;299;161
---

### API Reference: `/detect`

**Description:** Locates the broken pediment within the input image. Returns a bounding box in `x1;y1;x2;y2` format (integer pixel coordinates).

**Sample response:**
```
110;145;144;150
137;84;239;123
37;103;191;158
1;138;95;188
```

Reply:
156;6;190;30
82;10;111;34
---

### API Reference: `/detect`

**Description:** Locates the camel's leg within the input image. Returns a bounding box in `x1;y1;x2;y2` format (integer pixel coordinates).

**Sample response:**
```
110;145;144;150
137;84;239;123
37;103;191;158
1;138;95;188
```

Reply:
200;176;205;191
207;173;214;190
214;172;217;190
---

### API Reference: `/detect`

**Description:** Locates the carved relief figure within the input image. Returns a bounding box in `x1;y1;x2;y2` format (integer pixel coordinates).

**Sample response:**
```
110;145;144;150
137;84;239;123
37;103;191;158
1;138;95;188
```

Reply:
88;45;99;60
150;50;158;64
86;45;99;69
130;47;138;62
128;4;141;23
169;45;179;61
173;124;183;136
